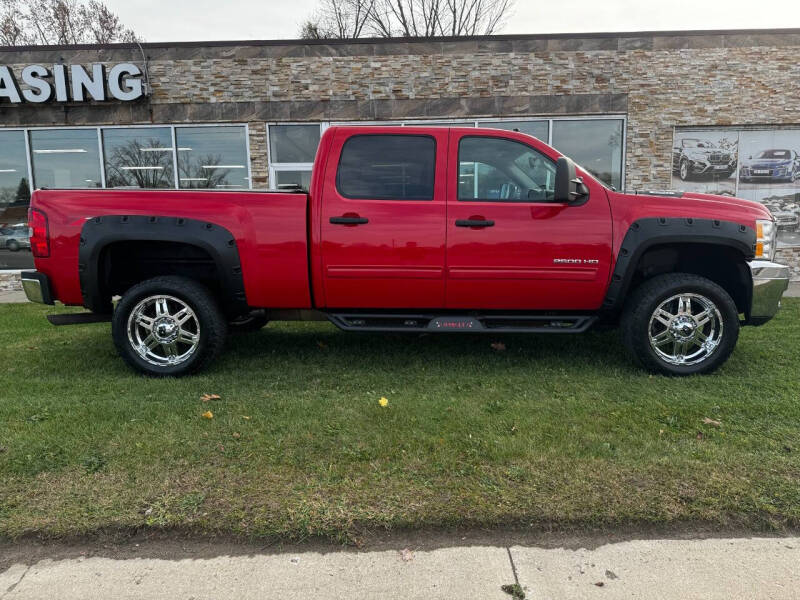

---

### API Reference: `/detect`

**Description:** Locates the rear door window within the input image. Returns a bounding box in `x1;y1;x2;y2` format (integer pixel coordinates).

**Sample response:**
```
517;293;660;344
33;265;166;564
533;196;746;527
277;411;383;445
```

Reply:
336;135;436;200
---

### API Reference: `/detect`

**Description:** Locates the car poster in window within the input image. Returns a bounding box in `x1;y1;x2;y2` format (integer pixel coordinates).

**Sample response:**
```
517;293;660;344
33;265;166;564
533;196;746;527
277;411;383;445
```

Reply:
737;129;800;248
671;130;738;196
672;127;800;249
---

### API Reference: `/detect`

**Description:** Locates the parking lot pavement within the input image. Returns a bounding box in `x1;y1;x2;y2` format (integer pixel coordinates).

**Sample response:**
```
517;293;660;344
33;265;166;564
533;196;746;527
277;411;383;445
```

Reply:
0;290;27;303
1;537;799;600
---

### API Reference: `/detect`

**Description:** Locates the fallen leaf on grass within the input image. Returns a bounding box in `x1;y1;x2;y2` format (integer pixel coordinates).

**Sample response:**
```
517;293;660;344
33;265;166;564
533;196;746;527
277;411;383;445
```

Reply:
400;548;414;562
232;432;241;439
201;411;214;419
702;417;722;427
201;394;221;402
490;342;507;352
696;431;705;441
242;416;251;420
379;397;389;408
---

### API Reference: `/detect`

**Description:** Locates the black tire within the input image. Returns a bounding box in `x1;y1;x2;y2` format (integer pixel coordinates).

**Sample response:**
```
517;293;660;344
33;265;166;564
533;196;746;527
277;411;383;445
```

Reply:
228;309;269;333
620;273;739;376
6;239;20;252
112;276;227;377
679;159;691;181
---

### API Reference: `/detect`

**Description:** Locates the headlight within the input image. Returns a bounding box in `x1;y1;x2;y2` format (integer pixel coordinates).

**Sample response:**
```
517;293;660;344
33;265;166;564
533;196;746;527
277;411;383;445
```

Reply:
755;219;777;261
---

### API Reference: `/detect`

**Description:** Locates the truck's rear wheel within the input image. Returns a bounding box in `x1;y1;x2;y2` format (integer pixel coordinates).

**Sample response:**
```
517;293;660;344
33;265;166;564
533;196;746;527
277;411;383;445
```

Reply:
112;276;227;377
620;273;739;376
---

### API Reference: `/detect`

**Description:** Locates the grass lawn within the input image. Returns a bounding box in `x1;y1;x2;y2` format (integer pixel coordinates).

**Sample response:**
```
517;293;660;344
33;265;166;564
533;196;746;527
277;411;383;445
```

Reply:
1;300;799;541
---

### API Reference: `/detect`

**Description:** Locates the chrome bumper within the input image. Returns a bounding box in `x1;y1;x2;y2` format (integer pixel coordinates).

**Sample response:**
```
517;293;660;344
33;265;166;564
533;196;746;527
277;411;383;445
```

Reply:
20;271;54;305
749;260;790;325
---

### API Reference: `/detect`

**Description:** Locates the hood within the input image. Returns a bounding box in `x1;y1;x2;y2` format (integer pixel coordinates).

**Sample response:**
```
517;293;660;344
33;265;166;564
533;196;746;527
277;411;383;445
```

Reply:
686;147;727;155
610;189;772;225
673;191;770;217
744;158;792;167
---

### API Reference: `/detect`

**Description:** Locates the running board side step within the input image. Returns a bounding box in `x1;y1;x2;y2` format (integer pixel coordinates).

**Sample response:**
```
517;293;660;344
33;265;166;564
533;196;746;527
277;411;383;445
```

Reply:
47;313;112;326
327;313;597;333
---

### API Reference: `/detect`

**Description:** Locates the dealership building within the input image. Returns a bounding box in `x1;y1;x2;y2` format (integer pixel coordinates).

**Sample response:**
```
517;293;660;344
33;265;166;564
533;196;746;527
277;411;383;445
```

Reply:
1;27;800;288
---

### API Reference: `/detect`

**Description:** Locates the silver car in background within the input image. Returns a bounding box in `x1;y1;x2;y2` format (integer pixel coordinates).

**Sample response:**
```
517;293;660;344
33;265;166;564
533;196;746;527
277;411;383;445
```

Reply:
0;224;31;252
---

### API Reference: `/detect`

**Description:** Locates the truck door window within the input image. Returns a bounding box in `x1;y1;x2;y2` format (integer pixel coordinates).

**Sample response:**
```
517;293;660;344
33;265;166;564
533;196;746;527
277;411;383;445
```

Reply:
336;135;436;200
458;137;556;202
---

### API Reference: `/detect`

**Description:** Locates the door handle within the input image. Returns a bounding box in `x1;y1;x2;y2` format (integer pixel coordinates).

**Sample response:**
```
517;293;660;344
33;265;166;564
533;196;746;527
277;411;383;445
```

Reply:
455;219;494;228
330;216;369;225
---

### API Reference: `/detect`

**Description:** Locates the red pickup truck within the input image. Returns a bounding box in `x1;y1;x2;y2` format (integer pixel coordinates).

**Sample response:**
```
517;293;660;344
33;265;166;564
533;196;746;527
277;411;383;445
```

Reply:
22;126;790;377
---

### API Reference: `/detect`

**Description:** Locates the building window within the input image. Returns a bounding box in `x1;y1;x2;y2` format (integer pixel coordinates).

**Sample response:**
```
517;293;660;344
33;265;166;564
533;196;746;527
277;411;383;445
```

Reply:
480;120;549;141
103;127;175;189
268;124;321;191
30;129;102;189
0;130;31;269
552;119;624;190
274;170;312;190
176;126;250;189
0;130;30;221
271;117;624;192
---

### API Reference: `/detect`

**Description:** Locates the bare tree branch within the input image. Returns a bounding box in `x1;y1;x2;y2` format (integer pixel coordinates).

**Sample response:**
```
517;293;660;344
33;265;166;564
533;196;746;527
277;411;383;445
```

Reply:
0;0;140;46
299;0;514;39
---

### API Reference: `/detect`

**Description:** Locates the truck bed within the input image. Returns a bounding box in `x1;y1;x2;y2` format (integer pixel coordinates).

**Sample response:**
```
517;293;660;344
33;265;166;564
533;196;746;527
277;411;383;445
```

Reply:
31;189;312;309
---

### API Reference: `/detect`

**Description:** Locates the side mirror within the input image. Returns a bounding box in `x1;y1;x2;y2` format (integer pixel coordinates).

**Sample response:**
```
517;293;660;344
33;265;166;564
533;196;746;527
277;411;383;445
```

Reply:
554;156;589;203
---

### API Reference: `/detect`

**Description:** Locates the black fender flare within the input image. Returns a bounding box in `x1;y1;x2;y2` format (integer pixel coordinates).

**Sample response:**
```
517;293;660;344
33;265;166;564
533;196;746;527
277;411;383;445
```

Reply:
79;215;248;315
602;217;756;312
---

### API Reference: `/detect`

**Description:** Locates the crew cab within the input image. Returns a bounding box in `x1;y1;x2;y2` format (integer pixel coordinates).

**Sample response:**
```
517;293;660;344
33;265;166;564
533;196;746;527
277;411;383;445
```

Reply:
21;126;790;376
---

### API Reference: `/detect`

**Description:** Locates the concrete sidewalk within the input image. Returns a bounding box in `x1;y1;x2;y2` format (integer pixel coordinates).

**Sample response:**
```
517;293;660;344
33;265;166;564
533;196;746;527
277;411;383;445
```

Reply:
1;536;798;599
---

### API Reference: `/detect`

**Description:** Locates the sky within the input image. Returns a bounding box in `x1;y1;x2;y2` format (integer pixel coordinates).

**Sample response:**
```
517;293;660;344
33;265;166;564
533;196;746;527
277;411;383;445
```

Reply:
104;0;800;43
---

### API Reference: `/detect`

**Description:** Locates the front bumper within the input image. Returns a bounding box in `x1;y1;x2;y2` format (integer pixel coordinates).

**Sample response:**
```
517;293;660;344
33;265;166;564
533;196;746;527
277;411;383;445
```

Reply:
690;159;734;175
748;260;790;325
20;271;54;305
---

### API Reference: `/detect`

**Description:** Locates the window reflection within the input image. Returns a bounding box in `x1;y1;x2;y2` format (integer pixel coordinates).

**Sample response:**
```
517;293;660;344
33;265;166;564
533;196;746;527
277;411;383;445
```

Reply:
0;130;33;269
552;119;624;189
103;128;175;188
274;170;312;191
30;129;102;189
481;120;549;141
269;125;320;163
176;127;249;189
0;130;30;224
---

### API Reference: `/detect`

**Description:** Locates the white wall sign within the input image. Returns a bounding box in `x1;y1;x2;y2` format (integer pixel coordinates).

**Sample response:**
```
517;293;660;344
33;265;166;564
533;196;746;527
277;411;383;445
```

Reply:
0;63;144;104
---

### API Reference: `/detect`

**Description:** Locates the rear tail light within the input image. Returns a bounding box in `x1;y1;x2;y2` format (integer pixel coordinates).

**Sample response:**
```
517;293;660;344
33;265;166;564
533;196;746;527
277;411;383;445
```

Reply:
28;208;50;258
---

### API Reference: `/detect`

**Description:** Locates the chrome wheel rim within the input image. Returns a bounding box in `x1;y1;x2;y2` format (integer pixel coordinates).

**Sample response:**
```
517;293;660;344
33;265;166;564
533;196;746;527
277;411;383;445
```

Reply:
648;293;723;367
127;295;200;367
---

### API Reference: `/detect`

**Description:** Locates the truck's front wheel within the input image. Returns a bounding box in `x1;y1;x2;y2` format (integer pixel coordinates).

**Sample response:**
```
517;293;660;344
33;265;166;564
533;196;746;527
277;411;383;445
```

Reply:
112;276;227;377
620;273;739;376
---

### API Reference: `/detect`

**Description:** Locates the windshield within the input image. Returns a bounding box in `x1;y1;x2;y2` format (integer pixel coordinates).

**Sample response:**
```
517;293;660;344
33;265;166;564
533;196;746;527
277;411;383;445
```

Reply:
756;149;791;159
683;139;714;149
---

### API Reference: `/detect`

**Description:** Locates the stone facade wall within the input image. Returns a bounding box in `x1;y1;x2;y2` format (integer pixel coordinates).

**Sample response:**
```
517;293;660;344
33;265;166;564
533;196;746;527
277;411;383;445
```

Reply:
0;271;23;292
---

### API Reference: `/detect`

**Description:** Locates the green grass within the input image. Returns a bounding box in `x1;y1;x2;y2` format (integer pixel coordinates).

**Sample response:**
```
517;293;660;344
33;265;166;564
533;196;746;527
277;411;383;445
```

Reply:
1;300;800;541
